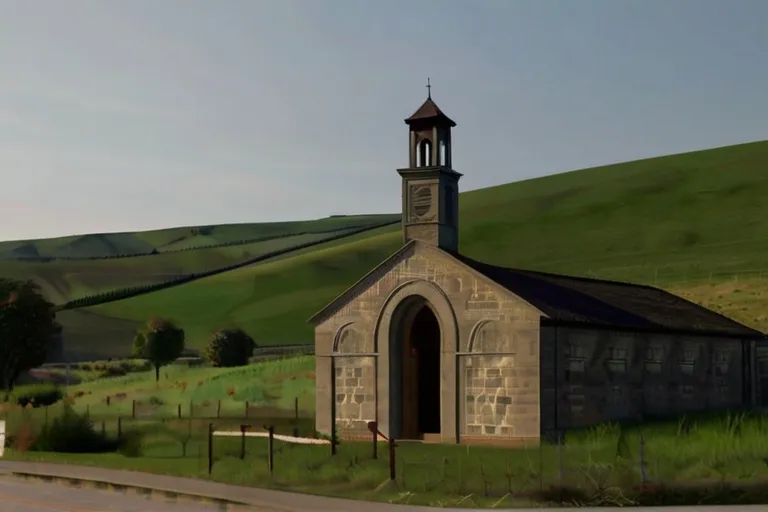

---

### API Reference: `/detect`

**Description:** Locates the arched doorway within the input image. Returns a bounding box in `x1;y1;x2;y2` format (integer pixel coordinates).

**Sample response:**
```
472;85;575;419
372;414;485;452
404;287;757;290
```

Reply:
391;298;442;439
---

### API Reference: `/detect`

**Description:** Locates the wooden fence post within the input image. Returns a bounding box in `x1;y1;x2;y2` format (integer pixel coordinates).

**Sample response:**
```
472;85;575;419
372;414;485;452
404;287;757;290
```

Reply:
131;400;136;419
177;404;181;419
117;417;123;440
207;423;214;475
264;425;275;475
239;424;251;460
216;400;221;419
244;400;249;419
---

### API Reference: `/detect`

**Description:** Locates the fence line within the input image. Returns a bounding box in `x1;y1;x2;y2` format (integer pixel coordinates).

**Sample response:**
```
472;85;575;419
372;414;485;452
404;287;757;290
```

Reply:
581;267;768;287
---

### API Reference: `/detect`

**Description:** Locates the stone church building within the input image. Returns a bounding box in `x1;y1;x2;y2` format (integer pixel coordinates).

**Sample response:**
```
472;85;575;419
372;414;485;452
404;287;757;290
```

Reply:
309;91;768;445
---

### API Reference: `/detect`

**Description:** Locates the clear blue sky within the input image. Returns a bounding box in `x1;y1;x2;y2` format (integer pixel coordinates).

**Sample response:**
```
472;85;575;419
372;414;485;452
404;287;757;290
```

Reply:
1;0;766;241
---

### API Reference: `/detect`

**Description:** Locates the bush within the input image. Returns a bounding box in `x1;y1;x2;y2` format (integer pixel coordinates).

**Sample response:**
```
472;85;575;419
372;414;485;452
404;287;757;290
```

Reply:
100;365;127;378
204;328;257;367
118;360;151;372
13;384;63;407
32;405;120;453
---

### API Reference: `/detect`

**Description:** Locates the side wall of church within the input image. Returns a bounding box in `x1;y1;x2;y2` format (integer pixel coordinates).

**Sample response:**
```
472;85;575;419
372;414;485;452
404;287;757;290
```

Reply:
539;325;747;433
314;243;544;442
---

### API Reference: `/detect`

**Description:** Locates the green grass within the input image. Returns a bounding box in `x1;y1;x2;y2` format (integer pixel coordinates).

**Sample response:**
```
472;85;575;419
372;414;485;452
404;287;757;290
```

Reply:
0;214;399;259
2;356;316;430
0;231;359;305
7;140;768;360
58;141;768;359
7;411;768;507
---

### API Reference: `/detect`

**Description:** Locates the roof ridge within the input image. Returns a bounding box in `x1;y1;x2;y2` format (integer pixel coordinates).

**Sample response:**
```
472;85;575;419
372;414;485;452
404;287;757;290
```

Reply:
453;251;657;290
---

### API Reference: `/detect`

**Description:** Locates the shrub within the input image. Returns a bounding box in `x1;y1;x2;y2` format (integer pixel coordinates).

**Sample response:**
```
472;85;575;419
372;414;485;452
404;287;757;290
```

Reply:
32;405;119;453
12;423;36;453
100;365;127;378
117;430;144;457
118;360;151;373
13;384;63;408
204;328;257;367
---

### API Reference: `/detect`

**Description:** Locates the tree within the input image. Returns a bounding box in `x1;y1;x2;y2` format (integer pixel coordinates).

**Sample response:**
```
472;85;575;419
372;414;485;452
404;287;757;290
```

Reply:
132;318;185;382
0;279;60;394
204;328;257;367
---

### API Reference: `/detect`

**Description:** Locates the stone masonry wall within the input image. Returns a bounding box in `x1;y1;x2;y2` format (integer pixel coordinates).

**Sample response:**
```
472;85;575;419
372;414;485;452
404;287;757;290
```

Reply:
334;356;376;434
544;326;745;430
314;243;543;442
461;320;540;439
332;326;376;436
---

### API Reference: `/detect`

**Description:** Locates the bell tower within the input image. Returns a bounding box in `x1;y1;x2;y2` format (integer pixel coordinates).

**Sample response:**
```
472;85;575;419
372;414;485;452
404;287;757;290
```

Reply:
397;79;462;252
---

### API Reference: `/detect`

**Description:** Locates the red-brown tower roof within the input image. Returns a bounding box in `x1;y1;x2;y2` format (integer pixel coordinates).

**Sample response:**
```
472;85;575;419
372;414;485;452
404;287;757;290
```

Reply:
404;78;456;127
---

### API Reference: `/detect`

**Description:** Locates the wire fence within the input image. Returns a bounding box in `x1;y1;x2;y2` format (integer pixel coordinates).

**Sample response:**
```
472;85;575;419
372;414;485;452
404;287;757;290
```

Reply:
5;404;768;507
581;267;768;287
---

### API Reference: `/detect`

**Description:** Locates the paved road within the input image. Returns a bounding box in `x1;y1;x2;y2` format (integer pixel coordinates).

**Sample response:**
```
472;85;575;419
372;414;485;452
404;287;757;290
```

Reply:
0;477;229;512
0;462;767;512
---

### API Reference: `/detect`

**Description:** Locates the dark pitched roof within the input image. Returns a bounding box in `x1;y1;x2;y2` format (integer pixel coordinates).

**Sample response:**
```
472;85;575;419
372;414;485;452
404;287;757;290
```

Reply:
405;98;456;127
449;251;762;338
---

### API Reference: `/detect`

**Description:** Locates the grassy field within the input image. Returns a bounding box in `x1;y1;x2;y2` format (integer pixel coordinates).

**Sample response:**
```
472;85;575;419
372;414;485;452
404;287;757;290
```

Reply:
4;140;768;360
0;230;366;305
0;214;399;260
54;140;768;359
6;408;768;507
1;357;316;433
0;214;398;306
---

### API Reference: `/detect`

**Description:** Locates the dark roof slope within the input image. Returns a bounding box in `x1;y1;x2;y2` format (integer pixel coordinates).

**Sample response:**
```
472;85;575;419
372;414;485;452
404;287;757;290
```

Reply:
405;98;457;127
450;252;762;338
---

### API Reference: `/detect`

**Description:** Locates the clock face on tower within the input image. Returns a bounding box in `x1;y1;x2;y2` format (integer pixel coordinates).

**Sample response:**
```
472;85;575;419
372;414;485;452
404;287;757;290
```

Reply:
409;185;433;220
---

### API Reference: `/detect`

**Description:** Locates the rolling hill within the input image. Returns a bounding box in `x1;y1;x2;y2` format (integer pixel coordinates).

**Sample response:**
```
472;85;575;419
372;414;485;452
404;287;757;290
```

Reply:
0;215;399;304
14;140;768;361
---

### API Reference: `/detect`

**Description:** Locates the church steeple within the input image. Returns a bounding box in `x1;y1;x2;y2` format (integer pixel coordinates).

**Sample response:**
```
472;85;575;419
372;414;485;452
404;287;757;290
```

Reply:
397;81;462;252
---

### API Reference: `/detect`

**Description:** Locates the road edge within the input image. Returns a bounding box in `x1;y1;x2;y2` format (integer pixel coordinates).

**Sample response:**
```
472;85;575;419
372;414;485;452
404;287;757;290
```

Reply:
4;470;278;511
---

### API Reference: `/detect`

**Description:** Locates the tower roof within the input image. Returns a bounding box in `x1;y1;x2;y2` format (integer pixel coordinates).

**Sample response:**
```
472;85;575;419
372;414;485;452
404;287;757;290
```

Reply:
404;98;457;127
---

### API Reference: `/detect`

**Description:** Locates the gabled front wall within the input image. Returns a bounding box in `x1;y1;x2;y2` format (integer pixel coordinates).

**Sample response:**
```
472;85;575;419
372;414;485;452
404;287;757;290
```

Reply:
540;324;747;433
314;243;544;443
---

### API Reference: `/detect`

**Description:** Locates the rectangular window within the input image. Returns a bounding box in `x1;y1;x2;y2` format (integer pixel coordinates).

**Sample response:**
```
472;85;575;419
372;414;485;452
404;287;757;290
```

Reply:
678;347;697;375
568;343;585;359
608;385;624;404
712;350;729;376
566;342;586;379
606;346;628;373
644;345;664;374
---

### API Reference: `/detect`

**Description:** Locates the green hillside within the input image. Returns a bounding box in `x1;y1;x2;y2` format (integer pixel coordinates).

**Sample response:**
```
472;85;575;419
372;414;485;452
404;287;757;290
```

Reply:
0;215;398;304
0;214;398;260
55;141;768;360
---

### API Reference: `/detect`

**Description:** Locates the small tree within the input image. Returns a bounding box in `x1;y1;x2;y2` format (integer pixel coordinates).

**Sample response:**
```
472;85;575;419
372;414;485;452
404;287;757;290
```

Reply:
132;318;185;382
204;328;256;368
0;279;60;395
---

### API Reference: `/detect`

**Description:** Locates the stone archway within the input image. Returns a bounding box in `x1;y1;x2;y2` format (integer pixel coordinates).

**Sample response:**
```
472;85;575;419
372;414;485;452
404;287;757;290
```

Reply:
374;279;459;443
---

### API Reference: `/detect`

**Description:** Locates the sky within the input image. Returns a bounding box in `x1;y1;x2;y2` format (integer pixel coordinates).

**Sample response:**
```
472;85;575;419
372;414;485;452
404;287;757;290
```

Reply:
0;0;766;241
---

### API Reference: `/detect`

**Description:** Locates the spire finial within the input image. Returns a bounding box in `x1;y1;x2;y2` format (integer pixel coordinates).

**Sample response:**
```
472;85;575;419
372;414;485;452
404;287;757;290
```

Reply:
426;77;431;100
